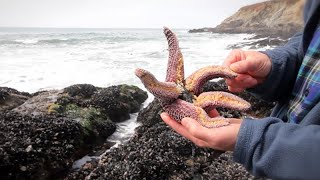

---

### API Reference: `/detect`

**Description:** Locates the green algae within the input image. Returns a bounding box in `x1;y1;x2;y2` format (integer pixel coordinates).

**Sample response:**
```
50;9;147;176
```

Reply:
64;104;109;135
47;103;63;114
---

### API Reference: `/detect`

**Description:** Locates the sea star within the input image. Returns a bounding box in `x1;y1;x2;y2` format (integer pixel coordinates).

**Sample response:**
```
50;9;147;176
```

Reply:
135;27;251;128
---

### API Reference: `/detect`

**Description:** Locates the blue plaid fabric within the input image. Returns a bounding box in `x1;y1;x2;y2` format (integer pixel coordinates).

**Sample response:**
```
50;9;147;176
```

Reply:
287;27;320;123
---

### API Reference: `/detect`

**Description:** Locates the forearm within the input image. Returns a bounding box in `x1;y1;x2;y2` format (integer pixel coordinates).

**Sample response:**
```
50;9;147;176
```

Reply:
234;118;320;179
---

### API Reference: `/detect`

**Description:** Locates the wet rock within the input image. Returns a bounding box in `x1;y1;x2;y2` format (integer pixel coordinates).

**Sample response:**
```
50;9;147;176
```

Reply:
201;152;266;180
10;84;147;142
64;84;97;99
0;112;85;180
227;35;288;49
91;84;148;122
203;80;275;118
136;98;162;127
0;87;31;112
67;122;261;180
13;90;62;116
63;104;116;139
0;84;148;180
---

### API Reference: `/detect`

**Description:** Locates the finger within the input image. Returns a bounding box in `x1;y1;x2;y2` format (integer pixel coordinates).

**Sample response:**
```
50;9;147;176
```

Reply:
208;108;219;118
228;86;244;93
160;113;209;147
225;74;253;85
225;75;259;90
230;57;260;74
223;49;245;67
227;78;258;89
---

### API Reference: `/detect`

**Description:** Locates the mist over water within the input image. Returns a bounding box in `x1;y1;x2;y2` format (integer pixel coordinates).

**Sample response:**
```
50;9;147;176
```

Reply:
0;28;254;93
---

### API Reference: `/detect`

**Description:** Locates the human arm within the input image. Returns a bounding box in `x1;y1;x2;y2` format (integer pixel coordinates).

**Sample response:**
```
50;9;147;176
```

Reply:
234;117;320;179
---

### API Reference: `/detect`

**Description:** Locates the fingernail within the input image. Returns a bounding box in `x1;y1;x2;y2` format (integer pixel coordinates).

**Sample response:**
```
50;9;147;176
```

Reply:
160;113;167;118
230;64;238;72
181;117;189;126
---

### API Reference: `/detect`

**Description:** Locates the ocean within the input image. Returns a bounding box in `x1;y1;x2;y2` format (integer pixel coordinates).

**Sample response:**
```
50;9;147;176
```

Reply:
0;27;256;94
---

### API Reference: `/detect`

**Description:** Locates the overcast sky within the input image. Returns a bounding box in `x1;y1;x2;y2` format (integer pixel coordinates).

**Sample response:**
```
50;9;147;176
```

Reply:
0;0;266;28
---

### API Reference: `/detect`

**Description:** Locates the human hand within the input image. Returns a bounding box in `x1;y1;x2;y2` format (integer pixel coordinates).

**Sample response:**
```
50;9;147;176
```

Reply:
223;49;272;93
160;111;242;151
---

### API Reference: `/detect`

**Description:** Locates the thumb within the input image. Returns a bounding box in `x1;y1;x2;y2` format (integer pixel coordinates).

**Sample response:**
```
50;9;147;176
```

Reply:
181;117;211;140
181;117;200;133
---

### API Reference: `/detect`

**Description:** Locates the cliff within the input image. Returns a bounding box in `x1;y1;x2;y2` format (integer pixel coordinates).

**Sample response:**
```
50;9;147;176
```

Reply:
190;0;305;38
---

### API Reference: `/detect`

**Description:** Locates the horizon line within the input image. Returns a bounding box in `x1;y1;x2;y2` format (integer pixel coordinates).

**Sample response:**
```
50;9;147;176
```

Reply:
0;26;212;30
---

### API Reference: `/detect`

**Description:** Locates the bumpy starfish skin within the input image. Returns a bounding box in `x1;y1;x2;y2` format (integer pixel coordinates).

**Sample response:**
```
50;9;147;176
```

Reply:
162;99;230;128
164;27;185;84
135;68;182;101
194;91;251;111
185;66;237;95
135;27;251;128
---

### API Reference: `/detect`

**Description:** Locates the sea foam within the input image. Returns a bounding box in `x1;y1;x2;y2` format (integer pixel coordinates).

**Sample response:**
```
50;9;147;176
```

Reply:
0;28;255;93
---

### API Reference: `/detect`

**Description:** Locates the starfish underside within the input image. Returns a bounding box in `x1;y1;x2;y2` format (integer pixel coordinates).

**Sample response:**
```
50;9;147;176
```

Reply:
135;27;251;128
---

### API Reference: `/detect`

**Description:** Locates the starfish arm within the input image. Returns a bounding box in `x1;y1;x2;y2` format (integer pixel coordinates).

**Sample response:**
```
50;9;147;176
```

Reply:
195;106;230;128
162;99;230;128
163;27;184;84
135;68;182;101
185;65;237;95
194;91;251;111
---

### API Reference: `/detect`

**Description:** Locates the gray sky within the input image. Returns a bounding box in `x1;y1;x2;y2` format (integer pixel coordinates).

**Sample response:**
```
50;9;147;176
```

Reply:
0;0;266;28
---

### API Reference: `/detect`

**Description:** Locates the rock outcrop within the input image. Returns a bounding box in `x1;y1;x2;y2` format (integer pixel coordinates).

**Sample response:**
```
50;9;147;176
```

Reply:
0;87;31;112
190;0;305;39
0;84;147;179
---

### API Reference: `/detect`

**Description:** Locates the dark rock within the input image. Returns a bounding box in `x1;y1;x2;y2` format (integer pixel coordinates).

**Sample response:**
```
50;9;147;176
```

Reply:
63;84;97;98
201;152;266;180
91;84;147;122
58;84;98;107
64;104;116;139
0;112;86;180
136;98;162;127
67;122;262;180
13;90;62;116
203;80;275;118
0;87;31;112
227;35;288;49
0;84;148;180
9;84;148;142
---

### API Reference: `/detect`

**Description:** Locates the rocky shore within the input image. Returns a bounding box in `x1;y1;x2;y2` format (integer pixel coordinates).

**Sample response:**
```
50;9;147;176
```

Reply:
0;80;275;179
65;80;274;180
189;0;304;48
0;84;147;179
